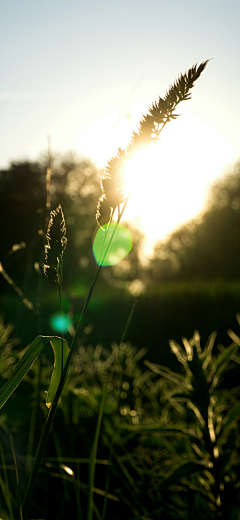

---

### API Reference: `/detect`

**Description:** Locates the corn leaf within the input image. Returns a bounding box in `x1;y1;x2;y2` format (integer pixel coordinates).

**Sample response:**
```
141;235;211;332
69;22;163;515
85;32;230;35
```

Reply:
46;337;69;408
0;336;53;409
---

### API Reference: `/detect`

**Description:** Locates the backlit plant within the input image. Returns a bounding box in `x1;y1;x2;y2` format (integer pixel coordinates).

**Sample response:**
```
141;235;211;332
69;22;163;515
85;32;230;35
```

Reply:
0;61;210;519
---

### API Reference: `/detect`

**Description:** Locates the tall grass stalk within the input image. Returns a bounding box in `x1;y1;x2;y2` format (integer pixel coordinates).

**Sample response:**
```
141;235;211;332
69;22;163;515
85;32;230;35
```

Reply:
0;61;208;518
0;439;14;520
10;434;23;520
22;191;129;517
87;372;113;520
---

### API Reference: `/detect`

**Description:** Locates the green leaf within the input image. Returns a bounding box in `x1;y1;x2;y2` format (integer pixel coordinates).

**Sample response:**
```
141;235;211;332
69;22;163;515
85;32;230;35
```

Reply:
0;336;53;410
221;402;240;435
46;337;69;408
0;335;70;410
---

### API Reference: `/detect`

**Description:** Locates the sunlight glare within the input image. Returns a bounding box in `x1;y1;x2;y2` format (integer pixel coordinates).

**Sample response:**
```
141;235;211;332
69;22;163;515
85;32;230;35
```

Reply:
122;112;233;257
78;105;233;259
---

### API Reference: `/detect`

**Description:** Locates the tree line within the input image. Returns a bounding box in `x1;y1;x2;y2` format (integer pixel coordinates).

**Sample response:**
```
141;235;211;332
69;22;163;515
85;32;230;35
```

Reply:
149;161;240;282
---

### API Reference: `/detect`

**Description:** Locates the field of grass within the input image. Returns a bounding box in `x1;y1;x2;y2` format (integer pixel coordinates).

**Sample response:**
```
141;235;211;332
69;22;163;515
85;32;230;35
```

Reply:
1;314;240;519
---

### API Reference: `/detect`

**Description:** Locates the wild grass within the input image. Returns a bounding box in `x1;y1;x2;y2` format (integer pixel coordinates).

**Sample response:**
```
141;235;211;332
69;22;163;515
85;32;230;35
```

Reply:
1;60;240;519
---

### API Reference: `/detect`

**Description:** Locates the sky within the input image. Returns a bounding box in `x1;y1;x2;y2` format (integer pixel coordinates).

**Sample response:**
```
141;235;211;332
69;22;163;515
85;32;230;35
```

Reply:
1;0;240;255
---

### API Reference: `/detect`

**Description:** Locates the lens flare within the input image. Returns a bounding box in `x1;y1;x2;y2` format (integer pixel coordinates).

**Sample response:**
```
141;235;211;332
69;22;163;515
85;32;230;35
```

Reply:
49;313;72;333
92;223;132;266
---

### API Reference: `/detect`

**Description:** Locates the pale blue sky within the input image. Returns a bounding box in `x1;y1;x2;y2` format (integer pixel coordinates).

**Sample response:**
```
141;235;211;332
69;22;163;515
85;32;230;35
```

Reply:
1;0;239;164
1;0;240;245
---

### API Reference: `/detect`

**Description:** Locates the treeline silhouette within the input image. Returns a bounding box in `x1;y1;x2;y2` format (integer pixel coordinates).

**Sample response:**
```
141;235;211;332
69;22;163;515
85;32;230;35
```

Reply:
1;155;240;364
0;154;143;346
149;160;240;282
0;154;143;290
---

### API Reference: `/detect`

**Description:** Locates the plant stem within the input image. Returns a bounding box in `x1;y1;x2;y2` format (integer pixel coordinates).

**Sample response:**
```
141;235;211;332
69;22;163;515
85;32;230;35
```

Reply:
87;372;113;520
22;201;128;518
58;275;64;375
21;263;102;518
120;297;138;345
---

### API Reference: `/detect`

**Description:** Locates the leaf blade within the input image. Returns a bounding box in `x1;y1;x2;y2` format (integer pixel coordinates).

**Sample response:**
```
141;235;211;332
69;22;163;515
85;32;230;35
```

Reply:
0;336;53;409
46;337;69;408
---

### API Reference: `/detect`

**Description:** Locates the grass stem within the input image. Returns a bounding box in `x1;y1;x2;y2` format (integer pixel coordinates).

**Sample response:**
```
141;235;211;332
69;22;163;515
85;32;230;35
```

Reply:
22;205;127;518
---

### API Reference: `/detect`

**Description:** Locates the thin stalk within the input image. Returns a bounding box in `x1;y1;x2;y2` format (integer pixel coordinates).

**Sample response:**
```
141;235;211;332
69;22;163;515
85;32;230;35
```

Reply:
120;297;138;345
101;299;136;520
101;449;112;520
26;137;54;474
0;439;14;519
22;199;129;519
52;428;70;504
21;271;100;517
75;462;84;520
26;377;39;474
45;134;52;219
98;207;114;265
11;435;23;520
87;372;113;520
58;272;64;376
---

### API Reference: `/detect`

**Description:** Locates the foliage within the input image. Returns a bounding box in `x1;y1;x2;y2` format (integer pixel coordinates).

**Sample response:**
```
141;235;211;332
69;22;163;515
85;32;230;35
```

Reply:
0;326;240;519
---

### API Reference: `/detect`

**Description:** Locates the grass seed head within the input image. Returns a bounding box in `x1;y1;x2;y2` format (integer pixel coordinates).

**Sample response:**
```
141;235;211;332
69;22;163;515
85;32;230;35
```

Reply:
96;61;209;225
43;204;67;284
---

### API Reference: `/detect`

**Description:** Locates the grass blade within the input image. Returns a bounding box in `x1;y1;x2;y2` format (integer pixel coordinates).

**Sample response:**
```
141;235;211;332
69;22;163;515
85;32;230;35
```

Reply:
0;439;14;519
10;435;23;520
87;374;112;520
46;337;69;408
0;336;54;410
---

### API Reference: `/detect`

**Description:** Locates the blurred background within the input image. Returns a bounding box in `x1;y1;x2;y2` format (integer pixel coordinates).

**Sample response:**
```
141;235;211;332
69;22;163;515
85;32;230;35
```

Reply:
1;3;240;518
1;0;240;365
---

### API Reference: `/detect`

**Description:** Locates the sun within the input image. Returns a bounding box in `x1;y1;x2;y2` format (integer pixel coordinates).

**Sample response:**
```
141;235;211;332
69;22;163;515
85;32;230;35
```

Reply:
77;105;233;258
122;111;233;257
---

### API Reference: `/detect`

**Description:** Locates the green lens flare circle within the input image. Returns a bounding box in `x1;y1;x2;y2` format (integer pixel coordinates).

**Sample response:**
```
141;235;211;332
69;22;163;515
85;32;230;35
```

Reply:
49;313;73;333
92;223;132;267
